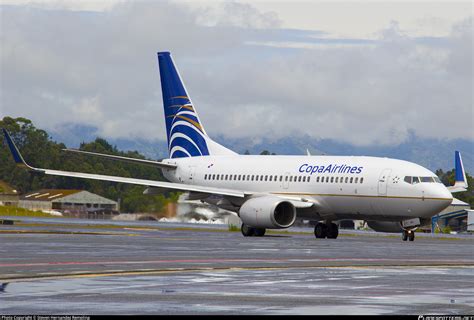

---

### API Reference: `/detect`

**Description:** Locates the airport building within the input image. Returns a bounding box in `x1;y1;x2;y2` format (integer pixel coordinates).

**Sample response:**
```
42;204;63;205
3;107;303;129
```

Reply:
19;189;119;215
0;180;19;206
431;198;472;233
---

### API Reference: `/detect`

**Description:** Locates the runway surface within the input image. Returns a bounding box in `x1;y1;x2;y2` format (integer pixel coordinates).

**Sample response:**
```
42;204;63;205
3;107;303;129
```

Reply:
1;217;473;314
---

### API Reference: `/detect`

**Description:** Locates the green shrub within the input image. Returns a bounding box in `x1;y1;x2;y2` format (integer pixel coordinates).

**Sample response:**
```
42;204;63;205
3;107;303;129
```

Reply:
442;226;452;234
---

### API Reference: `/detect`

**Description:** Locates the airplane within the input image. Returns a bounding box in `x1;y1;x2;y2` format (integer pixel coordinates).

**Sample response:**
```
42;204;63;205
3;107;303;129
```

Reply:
2;51;468;242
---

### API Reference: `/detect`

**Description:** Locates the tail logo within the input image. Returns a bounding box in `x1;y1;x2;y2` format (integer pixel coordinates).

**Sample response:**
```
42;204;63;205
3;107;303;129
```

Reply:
166;96;209;158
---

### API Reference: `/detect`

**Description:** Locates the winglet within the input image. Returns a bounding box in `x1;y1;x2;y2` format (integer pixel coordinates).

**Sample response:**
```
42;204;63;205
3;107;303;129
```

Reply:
2;129;38;171
447;151;468;193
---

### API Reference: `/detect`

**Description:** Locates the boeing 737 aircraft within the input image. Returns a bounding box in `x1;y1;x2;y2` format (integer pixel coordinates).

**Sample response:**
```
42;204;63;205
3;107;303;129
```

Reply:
2;51;468;241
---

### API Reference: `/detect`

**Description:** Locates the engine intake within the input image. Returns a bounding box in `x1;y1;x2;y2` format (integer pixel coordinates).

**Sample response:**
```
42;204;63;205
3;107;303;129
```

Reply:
239;196;296;229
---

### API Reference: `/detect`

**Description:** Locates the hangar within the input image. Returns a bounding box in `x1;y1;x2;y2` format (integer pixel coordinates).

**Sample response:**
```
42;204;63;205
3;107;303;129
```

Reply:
19;189;118;215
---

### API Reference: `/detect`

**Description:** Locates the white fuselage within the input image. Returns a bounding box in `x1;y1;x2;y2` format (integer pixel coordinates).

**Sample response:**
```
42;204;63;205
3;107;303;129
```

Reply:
161;155;453;222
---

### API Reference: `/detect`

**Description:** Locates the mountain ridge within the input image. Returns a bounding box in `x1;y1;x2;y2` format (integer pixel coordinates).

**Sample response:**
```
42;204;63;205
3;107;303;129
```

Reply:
49;124;473;174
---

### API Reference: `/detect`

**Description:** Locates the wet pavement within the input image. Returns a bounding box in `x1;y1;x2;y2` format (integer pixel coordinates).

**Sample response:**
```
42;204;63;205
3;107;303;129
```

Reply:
0;218;473;314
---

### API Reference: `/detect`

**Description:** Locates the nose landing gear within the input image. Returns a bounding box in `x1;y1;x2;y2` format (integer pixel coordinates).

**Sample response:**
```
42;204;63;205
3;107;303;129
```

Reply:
402;229;415;241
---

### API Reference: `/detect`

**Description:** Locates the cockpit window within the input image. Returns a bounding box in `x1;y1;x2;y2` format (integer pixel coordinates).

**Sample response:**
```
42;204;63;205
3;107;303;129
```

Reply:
403;176;442;184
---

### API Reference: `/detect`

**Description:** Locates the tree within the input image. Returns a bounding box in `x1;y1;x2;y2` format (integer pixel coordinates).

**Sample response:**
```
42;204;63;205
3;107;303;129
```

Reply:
0;116;175;213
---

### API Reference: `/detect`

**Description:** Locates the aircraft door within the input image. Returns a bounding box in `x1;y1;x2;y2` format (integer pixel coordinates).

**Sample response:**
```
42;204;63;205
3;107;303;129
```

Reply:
378;168;392;196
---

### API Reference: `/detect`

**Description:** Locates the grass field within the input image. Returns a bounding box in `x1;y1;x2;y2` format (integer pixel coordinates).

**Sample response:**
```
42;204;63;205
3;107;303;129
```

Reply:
0;205;56;218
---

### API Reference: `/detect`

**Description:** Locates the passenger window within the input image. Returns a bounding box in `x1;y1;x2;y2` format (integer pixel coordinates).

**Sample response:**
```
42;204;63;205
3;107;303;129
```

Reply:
345;177;348;183
326;177;329;183
298;176;301;182
335;177;338;183
316;176;320;183
274;175;278;181
350;177;353;183
285;176;288;182
355;177;358;183
307;176;310;182
330;177;334;183
269;176;272;182
251;175;254;181
280;176;283;182
289;176;293;182
360;177;364;184
204;174;207;180
265;175;268;181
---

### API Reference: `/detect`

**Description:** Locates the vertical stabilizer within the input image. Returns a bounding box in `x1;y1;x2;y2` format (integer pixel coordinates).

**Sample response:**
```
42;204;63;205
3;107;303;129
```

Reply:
448;151;468;193
157;52;236;159
454;151;468;188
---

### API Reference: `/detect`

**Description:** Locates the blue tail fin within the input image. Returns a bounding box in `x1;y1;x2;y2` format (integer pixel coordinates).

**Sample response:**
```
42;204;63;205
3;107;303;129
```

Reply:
454;151;467;185
158;52;208;158
448;151;468;193
157;52;235;159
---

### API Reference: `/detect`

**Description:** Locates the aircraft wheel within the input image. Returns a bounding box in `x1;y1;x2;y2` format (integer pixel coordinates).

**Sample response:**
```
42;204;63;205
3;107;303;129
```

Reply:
314;223;327;239
408;230;415;241
254;228;266;237
327;223;339;239
402;230;408;241
241;224;255;237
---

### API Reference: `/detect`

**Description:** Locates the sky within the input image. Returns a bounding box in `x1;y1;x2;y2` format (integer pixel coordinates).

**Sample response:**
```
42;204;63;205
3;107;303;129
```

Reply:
0;0;473;147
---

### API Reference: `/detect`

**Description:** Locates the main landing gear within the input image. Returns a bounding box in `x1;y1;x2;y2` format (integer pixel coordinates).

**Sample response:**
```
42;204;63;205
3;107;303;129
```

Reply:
402;229;415;242
241;224;266;237
314;222;339;239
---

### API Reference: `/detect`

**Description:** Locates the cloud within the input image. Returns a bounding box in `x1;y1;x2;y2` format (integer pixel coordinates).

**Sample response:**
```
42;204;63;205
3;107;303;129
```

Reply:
0;2;472;147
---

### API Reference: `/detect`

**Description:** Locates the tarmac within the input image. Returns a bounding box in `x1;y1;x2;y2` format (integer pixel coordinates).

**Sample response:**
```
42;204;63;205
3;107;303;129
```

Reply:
0;216;473;315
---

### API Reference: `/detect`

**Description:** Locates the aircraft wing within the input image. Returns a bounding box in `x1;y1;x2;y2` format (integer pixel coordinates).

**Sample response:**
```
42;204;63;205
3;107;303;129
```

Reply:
2;129;320;207
2;129;244;198
62;148;177;169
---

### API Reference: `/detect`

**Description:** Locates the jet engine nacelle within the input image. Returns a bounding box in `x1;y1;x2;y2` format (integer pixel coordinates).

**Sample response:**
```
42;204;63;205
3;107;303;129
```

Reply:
366;221;403;233
239;196;296;229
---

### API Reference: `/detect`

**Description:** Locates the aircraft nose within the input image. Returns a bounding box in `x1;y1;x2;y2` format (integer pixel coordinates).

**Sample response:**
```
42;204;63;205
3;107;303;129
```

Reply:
435;186;453;208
